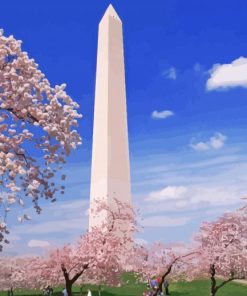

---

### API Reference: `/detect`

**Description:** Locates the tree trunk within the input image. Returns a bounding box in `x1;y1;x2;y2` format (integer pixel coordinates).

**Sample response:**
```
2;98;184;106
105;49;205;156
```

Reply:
98;284;102;296
152;252;198;296
61;263;88;296
7;288;14;296
210;264;217;296
153;264;173;296
65;280;73;296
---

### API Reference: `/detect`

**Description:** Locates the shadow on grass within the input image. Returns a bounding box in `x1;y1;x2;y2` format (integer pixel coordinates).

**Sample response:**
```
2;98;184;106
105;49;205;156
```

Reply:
170;292;191;296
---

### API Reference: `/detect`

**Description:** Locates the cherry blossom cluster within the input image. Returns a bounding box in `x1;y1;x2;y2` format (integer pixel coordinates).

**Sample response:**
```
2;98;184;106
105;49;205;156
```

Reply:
130;205;247;296
0;200;136;296
0;256;32;291
130;241;198;296
191;206;247;295
1;199;246;296
0;29;82;250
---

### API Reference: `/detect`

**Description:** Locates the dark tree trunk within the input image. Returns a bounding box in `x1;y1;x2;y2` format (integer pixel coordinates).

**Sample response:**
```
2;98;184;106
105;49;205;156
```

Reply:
8;287;14;296
65;281;72;296
210;264;217;296
61;263;89;296
153;264;173;296
152;252;198;296
209;264;239;296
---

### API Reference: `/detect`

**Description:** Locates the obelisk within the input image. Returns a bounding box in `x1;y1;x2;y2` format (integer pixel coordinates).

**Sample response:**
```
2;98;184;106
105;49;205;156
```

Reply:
89;4;132;229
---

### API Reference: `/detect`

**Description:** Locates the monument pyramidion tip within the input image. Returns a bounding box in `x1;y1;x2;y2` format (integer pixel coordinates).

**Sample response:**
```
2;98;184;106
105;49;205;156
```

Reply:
101;4;121;22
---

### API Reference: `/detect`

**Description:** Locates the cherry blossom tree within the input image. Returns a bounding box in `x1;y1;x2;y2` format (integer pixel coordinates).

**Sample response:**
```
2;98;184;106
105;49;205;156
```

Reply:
0;257;14;293
131;242;198;296
0;256;31;295
0;29;82;249
23;199;136;296
191;206;247;296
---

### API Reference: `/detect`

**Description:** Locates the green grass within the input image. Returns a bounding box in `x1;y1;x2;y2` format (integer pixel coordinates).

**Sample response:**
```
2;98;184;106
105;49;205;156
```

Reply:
0;279;246;296
171;280;247;296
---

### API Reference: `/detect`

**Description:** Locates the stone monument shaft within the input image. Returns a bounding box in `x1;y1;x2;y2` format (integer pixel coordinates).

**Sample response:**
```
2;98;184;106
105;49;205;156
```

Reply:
89;5;132;228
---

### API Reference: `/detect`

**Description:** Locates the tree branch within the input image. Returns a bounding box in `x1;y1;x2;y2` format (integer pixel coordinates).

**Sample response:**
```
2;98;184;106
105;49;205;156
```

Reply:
153;251;199;296
61;264;70;282
216;276;245;291
0;107;39;124
71;264;89;284
16;152;29;166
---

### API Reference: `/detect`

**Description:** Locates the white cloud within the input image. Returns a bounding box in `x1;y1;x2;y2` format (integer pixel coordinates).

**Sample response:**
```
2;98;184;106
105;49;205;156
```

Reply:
142;183;244;215
136;155;239;176
142;215;190;227
187;185;244;209
15;217;88;235
175;200;188;208
210;133;226;149
28;239;50;248
12;199;89;237
151;110;174;120
162;67;177;80
190;133;226;151
143;182;244;214
191;141;209;151
206;56;247;90
146;186;187;201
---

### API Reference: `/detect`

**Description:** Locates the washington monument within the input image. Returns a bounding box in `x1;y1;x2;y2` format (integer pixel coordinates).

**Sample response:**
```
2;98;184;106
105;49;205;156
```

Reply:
89;4;132;228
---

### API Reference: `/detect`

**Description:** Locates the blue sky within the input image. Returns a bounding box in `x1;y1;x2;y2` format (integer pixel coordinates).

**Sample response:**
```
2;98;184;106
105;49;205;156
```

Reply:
2;0;247;254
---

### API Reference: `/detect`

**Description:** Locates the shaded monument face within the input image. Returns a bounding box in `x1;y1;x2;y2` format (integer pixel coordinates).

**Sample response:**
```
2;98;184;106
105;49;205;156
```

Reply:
89;5;132;229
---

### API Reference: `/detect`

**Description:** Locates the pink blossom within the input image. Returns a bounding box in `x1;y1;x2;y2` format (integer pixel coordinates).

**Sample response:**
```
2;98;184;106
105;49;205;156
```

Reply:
0;29;82;250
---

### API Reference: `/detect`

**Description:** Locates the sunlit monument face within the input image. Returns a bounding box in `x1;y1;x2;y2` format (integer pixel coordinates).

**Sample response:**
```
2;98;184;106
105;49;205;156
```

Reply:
89;4;132;229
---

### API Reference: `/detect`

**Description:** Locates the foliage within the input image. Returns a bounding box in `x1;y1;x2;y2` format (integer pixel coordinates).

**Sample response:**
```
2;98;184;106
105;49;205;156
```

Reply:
190;206;247;296
0;200;136;296
0;29;82;249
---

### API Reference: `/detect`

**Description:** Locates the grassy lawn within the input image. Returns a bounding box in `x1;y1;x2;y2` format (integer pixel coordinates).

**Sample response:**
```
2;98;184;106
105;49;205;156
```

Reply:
171;280;247;296
0;279;246;296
